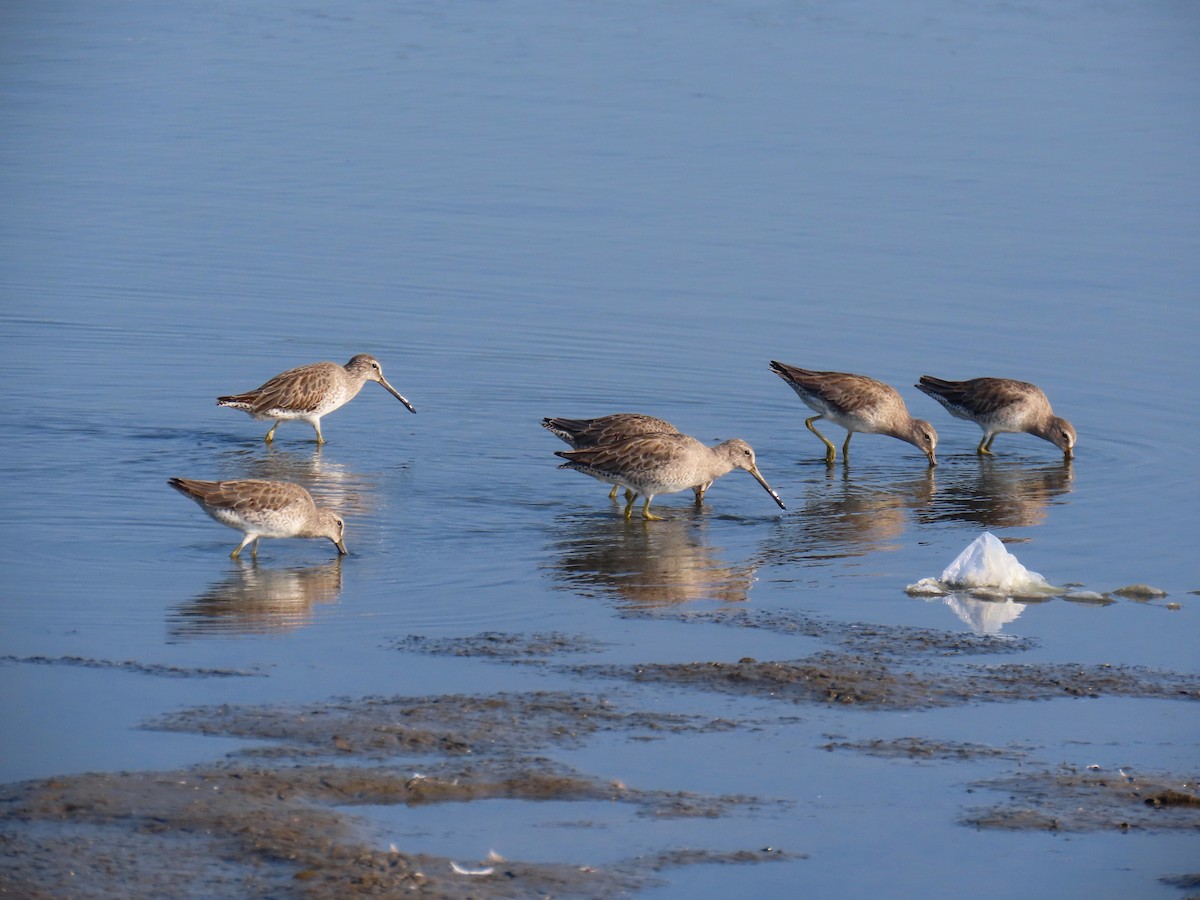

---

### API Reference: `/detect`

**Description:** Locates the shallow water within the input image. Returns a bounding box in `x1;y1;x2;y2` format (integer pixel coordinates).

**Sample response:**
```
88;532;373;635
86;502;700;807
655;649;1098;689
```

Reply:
2;0;1198;896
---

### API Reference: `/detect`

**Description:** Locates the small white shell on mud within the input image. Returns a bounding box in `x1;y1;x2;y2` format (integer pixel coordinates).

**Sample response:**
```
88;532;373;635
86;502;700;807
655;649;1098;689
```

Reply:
451;862;495;876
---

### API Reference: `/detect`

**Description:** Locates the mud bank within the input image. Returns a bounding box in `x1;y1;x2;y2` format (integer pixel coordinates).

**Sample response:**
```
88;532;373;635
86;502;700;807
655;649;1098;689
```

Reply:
5;615;1196;897
0;690;790;899
819;736;1026;761
0;762;788;899
0;654;262;679
964;766;1200;832
441;608;1200;710
147;690;736;759
571;655;1200;709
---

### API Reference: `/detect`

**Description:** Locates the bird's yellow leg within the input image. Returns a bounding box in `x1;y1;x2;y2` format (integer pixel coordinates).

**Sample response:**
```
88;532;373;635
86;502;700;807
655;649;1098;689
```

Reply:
806;416;837;463
313;422;325;445
641;497;665;521
977;434;996;455
608;484;619;500
231;534;255;559
251;538;259;559
623;494;637;520
842;432;853;459
264;422;279;442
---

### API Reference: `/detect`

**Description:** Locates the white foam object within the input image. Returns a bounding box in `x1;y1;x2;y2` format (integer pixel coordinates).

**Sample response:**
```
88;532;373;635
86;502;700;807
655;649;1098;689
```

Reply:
939;532;1050;592
904;578;946;596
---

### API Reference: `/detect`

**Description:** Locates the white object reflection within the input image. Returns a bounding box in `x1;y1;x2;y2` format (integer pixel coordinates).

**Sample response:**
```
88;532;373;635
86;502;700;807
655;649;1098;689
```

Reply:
944;595;1026;635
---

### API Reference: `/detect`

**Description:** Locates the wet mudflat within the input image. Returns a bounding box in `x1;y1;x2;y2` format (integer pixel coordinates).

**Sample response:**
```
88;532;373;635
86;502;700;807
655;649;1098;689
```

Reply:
3;0;1199;897
3;620;1197;897
0;678;789;898
0;763;788;899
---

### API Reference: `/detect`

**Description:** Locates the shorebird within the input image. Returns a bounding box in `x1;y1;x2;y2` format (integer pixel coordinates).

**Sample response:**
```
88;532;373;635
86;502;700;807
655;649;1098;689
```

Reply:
916;376;1076;458
218;354;415;443
555;433;785;520
168;477;347;559
769;361;938;466
542;413;712;501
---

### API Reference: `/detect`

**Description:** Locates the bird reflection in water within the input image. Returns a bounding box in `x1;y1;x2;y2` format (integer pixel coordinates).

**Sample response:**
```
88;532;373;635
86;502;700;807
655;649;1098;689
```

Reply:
547;513;756;607
761;468;937;566
218;444;378;521
915;458;1073;530
168;557;344;639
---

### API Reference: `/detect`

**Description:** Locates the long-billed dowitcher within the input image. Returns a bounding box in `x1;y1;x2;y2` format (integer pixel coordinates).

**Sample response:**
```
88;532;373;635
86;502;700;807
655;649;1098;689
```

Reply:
555;434;786;520
916;376;1076;458
168;477;348;558
218;354;415;444
542;414;712;501
769;361;938;466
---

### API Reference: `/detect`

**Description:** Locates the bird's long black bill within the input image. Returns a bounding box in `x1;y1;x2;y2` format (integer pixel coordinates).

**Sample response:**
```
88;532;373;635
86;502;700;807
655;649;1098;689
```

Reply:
379;377;417;413
750;468;786;510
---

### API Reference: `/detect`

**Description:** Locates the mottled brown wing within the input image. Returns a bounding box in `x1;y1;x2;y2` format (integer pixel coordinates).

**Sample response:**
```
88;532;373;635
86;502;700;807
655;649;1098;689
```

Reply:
771;362;897;413
168;477;220;504
543;417;595;441
544;414;678;448
221;480;312;514
577;415;676;446
960;379;1043;416
809;372;899;413
769;361;820;383
557;433;687;474
242;362;337;414
919;376;1035;417
172;478;308;513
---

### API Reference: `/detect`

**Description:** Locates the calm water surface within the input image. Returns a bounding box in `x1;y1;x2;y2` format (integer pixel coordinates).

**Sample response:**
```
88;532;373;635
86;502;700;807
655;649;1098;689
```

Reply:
2;1;1198;896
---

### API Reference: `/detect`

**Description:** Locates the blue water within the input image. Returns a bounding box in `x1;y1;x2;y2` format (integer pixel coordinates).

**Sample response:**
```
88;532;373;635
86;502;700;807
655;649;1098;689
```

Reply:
2;1;1198;896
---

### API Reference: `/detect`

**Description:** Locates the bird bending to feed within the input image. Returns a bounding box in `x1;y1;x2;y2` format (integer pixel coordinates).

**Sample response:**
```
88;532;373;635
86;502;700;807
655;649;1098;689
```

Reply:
555;433;785;520
769;361;938;466
218;353;415;443
168;477;347;559
542;413;711;501
915;376;1076;458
